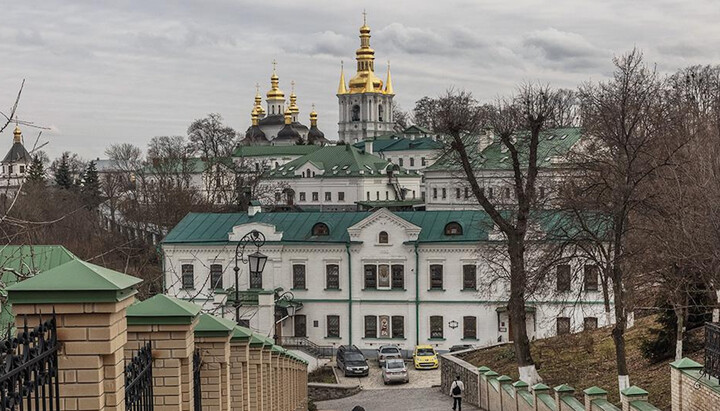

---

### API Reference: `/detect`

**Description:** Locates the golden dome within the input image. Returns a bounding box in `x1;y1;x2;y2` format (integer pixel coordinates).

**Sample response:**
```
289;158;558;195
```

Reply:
309;104;318;126
283;107;292;125
289;81;300;114
254;84;266;116
266;60;285;100
251;107;260;126
348;13;384;94
13;125;22;143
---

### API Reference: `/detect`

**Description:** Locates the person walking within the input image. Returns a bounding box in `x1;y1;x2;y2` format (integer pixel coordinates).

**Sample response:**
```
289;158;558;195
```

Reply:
451;375;464;411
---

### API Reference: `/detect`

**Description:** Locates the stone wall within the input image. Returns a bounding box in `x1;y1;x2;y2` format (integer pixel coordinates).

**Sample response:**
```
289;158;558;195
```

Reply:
308;383;362;402
670;358;720;411
440;351;480;406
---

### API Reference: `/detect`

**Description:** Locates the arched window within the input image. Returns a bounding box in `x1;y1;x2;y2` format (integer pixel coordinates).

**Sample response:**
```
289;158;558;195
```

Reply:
378;231;389;244
312;223;330;236
444;222;463;236
271;105;275;115
352;105;361;122
378;104;383;122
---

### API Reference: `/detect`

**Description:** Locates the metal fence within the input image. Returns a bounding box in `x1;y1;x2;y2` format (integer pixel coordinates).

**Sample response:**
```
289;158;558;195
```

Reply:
705;322;720;379
193;350;202;411
0;314;60;411
125;342;154;411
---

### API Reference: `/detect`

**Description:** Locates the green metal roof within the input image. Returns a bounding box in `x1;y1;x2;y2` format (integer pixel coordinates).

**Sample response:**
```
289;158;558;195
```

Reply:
352;136;442;153
263;145;420;179
233;145;321;158
127;294;202;325
7;259;142;304
232;325;253;341
163;209;592;245
403;125;434;135
194;313;236;337
427;127;583;171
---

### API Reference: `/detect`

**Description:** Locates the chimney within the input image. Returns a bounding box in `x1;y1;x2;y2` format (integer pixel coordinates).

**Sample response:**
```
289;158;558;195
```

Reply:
364;140;373;155
248;200;262;217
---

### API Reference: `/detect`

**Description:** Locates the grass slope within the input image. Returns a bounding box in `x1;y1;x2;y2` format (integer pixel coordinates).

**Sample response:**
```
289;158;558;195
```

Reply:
458;315;703;410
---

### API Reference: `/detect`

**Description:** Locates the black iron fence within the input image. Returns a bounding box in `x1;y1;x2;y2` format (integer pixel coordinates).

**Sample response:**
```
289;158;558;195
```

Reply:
193;350;202;411
705;322;720;379
277;336;333;358
0;314;60;411
125;342;154;411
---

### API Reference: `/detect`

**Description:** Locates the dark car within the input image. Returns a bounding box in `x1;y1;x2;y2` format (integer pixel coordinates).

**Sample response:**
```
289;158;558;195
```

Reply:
449;344;474;353
336;345;369;377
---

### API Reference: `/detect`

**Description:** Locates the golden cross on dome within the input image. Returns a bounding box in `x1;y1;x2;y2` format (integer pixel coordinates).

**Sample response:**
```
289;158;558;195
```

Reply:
312;103;316;110
272;59;277;72
255;83;260;94
291;80;295;93
362;9;367;25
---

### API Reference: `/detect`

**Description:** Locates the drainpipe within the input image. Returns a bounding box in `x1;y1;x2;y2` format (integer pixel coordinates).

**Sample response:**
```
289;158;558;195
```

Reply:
346;242;353;345
156;243;166;292
414;242;420;347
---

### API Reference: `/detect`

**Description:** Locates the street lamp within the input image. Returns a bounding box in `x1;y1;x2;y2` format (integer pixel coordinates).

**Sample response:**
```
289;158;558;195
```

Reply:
233;230;267;325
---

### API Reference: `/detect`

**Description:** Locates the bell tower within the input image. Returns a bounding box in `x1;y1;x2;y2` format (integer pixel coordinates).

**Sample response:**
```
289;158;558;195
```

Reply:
337;12;395;144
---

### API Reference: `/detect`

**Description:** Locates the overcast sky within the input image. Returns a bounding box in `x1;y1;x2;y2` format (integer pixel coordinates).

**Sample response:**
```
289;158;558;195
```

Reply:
2;0;719;160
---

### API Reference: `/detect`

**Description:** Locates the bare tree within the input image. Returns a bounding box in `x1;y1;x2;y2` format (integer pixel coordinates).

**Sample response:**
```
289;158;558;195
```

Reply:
431;85;563;383
563;49;689;390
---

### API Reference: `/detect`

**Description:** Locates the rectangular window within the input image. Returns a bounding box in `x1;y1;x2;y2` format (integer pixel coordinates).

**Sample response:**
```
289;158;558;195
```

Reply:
385;191;389;200
364;315;377;338
433;188;437;199
327;315;340;338
410;158;415;167
326;264;340;289
556;264;571;292
366;191;370;201
539;186;545;199
421;157;427;166
378;264;391;289
583;317;598;331
181;264;194;289
364;265;377;289
325;192;332;201
488;187;494;198
556;317;571;335
504;187;511;199
398;158;404;167
456;188;461;199
584;265;599;291
391;265;404;289
463;265;477;290
292;264;306;289
294;315;307;337
250;270;262;289
19;165;24;173
275;192;281;202
312;192;319;202
442;188;447;199
464;187;469;199
338;192;345;202
299;192;306;201
376;191;380;200
210;264;223;290
430;264;443;290
430;315;443;339
391;316;404;338
463;316;477;339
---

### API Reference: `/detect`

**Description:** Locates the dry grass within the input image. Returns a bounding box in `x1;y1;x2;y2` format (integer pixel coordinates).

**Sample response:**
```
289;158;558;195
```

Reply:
457;315;704;410
308;366;337;384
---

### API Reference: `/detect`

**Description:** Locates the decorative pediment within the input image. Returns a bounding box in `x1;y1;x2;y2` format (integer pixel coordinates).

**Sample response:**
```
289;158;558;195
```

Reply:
295;162;324;177
347;208;421;240
228;222;283;242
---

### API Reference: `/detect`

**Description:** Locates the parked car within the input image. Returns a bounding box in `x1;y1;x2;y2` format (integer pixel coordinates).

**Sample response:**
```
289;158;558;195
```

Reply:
382;358;409;384
336;345;369;377
449;344;473;353
377;344;402;366
412;345;439;370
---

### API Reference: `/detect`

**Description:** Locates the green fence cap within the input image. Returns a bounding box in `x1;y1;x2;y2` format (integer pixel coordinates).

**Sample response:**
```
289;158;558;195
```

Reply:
669;358;703;370
231;325;253;341
7;259;142;304
532;383;550;391
621;386;648;397
583;386;607;396
194;313;235;337
127;294;201;325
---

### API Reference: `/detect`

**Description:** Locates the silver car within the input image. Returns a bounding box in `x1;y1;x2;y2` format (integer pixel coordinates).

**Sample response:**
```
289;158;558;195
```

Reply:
377;344;402;366
382;358;409;384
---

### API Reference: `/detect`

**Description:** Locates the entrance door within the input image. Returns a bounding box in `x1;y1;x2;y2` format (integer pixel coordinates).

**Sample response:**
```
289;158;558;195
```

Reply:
294;315;307;337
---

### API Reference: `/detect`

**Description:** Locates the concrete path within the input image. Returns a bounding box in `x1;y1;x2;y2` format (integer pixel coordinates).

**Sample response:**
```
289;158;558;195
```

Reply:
316;387;479;411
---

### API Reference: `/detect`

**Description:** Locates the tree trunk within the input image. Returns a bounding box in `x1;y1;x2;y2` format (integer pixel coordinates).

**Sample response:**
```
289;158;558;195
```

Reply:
674;296;688;361
611;254;630;391
508;237;541;384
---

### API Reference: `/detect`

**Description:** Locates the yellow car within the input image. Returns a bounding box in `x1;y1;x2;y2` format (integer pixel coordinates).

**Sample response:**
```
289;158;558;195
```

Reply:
413;345;439;370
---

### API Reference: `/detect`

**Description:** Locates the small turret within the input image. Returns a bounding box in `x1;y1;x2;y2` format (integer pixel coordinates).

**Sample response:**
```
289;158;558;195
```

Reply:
307;105;330;146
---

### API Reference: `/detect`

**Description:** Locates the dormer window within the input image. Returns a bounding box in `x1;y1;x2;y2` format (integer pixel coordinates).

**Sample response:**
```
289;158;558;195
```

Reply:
378;231;389;244
312;223;329;236
444;222;463;236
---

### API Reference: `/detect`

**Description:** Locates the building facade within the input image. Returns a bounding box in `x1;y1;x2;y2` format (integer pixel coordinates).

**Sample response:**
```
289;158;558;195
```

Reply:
0;125;32;191
162;208;611;354
258;145;423;211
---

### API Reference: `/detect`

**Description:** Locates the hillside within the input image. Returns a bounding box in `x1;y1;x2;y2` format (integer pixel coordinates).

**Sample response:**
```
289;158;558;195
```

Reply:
457;316;705;410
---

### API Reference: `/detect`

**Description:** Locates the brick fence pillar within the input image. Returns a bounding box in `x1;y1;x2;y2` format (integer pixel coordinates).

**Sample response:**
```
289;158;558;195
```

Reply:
582;386;608;411
669;358;704;411
125;294;201;411
620;386;649;411
248;334;267;411
230;325;252;411
554;384;575;411
7;259;142;411
194;314;235;411
261;341;273;411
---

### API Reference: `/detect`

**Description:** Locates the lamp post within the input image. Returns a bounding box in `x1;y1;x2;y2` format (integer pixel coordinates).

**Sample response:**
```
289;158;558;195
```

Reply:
273;290;296;344
233;230;267;325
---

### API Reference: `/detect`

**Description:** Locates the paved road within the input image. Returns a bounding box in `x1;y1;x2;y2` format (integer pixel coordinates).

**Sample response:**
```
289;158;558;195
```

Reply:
316;387;479;411
334;360;440;389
